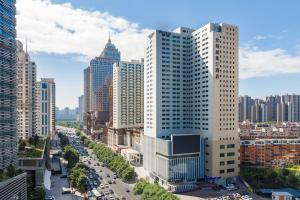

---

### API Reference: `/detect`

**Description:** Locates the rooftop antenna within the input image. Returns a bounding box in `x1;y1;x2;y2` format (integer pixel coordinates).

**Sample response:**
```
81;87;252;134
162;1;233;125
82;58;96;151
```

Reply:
108;32;111;43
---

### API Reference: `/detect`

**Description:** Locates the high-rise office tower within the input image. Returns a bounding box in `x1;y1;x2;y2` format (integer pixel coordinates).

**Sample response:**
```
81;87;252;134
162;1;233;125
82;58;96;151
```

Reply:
35;78;56;138
16;41;37;140
84;66;91;113
77;95;84;122
143;23;239;190
90;37;120;115
0;0;17;170
113;60;144;129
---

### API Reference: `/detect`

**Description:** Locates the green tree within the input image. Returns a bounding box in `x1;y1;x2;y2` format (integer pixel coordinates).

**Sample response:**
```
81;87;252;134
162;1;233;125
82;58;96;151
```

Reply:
64;145;79;169
18;139;27;151
287;173;299;187
77;173;88;193
6;164;16;178
28;186;45;200
133;179;149;195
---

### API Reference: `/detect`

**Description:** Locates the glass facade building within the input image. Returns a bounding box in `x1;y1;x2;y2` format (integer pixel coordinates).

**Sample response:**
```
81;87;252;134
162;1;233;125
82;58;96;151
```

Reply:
0;0;17;170
90;38;120;113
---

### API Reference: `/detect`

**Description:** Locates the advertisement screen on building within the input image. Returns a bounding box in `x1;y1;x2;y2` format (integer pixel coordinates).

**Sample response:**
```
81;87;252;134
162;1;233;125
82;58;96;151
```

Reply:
172;134;200;155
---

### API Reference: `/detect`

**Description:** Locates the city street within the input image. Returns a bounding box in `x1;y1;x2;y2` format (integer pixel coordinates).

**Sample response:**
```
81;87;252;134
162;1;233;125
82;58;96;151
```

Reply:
60;127;139;200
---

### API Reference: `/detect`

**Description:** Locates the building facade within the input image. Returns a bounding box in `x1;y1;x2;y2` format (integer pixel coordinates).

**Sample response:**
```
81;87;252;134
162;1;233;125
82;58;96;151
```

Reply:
113;60;144;129
90;37;120;114
16;40;37;140
84;37;120;135
84;66;91;113
77;95;84;122
0;0;18;170
143;23;239;190
35;78;56;138
240;138;300;166
0;173;27;200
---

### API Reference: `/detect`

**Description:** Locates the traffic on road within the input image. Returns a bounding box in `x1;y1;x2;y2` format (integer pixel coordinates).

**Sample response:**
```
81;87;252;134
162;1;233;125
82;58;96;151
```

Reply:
58;127;139;200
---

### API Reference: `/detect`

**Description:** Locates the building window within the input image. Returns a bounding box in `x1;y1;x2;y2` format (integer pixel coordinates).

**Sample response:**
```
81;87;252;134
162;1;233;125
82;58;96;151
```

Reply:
227;168;235;173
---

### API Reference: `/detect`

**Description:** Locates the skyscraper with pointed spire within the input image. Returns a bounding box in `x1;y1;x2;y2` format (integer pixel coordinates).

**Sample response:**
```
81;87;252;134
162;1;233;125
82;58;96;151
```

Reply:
84;35;120;133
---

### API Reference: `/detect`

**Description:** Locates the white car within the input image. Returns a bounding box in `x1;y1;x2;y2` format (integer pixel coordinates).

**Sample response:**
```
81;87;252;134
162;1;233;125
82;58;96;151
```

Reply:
100;184;105;189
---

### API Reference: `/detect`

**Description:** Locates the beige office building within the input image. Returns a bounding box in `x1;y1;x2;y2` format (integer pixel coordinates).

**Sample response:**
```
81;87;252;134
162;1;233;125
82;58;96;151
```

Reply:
16;41;37;140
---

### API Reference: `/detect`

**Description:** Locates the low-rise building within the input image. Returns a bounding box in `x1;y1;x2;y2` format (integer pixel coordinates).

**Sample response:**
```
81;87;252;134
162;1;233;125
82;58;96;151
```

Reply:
240;138;300;166
108;128;143;165
18;139;49;191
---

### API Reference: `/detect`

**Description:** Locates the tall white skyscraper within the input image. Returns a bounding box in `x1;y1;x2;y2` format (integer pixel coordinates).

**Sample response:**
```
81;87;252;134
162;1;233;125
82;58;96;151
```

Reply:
143;23;239;191
113;60;144;129
35;78;56;138
16;41;37;140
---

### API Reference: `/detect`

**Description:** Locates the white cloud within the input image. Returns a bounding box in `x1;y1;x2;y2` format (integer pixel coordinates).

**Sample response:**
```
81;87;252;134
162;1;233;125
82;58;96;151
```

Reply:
16;0;300;82
16;0;152;61
240;46;300;79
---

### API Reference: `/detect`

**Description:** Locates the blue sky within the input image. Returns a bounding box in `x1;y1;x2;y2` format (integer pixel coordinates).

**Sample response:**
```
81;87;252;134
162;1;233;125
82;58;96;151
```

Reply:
16;0;300;108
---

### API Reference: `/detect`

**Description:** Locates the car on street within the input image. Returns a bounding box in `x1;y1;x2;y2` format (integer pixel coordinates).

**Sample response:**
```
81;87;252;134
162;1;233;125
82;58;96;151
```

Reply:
108;180;112;184
45;195;55;200
125;188;130;193
100;184;105;189
109;188;114;194
107;174;110;178
60;174;67;178
62;187;71;194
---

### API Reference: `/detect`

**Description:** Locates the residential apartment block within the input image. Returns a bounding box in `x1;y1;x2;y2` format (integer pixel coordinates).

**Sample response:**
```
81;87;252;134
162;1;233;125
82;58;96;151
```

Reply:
16;40;37;140
143;23;239;191
240;138;300;166
113;60;144;129
35;78;56;138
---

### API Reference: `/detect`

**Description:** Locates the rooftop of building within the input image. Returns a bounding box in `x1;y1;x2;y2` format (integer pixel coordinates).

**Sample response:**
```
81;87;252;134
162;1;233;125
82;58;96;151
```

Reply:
17;136;46;158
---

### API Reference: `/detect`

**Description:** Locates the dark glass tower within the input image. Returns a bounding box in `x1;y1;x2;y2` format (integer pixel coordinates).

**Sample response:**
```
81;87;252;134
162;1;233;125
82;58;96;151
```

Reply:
0;0;17;170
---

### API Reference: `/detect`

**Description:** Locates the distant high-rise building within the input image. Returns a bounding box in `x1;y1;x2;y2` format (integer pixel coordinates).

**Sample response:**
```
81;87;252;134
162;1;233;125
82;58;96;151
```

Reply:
56;107;77;120
16;40;37;140
84;66;91;113
239;94;300;123
35;78;56;138
0;0;17;170
113;60;144;129
238;95;254;122
143;23;239;190
77;95;84;122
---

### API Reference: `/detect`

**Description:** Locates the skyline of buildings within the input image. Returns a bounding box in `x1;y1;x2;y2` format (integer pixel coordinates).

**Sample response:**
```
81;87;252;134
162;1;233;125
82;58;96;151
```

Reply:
239;94;300;123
